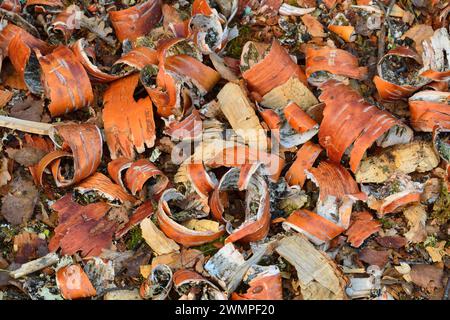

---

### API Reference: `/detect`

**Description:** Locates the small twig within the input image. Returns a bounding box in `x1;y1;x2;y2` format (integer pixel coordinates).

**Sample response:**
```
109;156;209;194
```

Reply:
0;8;40;37
10;252;59;279
0;115;53;135
376;0;396;63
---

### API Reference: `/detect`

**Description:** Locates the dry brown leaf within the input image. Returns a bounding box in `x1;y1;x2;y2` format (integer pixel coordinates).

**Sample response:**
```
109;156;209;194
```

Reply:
410;264;444;291
403;204;427;243
401;24;434;55
1;175;38;225
6;146;46;166
9;96;44;122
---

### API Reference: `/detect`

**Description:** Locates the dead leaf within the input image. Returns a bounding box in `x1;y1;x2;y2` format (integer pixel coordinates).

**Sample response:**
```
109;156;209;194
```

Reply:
403;204;428;243
1;174;38;225
425;241;447;263
358;248;390;268
13;231;48;264
410;264;444;291
401;24;434;55
6;146;46;166
9;96;44;122
375;236;408;249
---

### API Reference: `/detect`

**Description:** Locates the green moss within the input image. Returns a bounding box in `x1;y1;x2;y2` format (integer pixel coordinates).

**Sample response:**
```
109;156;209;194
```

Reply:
390;180;402;194
126;226;143;251
423;235;437;248
380;217;394;229
225;25;252;59
193;234;226;255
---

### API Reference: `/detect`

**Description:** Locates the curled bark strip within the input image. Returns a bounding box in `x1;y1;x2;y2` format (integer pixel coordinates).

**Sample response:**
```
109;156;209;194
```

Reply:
307;161;363;202
344;211;381;248
259;107;282;130
25;0;63;10
37;123;102;187
39;46;94;117
107;157;133;189
231;265;283;300
8;28;50;79
424;81;448;92
328;25;356;42
173;269;226;300
319;80;412;172
157;189;225;247
191;0;214;16
305;46;368;86
103;74;156;160
209;167;270;243
420;28;450;81
144;66;181;118
306;161;366;228
204;242;268;295
237;162;260;191
164;109;202;141
0;23;22;57
49;5;80;42
189;1;229;54
204;144;285;182
140;264;173;300
285;141;323;187
56;264;97;300
283;209;345;245
409;90;450;132
142;39;187;118
109;0;163;42
374;47;428;101
124;159;169;197
114;46;158;70
162;3;189;37
165;54;220;94
72;39;119;83
0;0;21;13
241;40;308;97
432;126;450;162
49;194;115;257
373;76;419;102
24;134;54;184
116;201;153;239
36;149;71;186
73;40;158;83
186;163;218;197
75;172;136;204
377;191;421;216
284;101;318;133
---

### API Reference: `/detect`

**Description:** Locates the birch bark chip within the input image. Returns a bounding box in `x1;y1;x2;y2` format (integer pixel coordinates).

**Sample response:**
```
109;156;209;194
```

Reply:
140;218;180;256
217;82;267;148
275;235;347;300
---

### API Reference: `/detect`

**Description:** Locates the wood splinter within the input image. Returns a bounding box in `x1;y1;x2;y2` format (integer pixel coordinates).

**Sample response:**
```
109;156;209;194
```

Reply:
0;115;53;136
